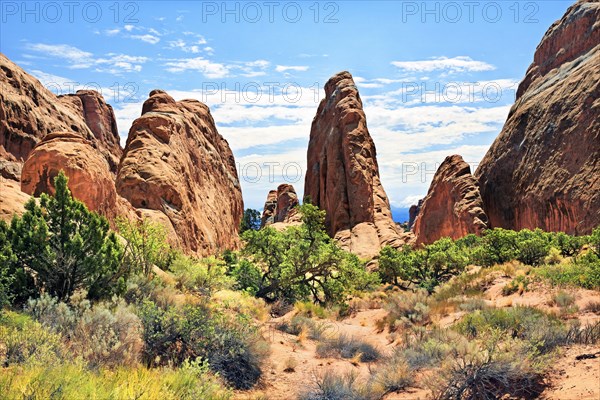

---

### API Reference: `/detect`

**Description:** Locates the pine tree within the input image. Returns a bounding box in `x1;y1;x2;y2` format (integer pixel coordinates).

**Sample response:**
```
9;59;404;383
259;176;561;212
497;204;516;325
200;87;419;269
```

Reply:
8;171;126;301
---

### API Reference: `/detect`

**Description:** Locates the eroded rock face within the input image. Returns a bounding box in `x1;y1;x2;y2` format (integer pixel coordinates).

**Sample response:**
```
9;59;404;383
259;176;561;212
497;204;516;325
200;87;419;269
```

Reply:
116;90;243;255
0;54;93;162
0;179;30;222
58;90;122;173
476;1;600;234
408;199;423;230
20;132;122;220
413;155;489;245
260;184;300;228
304;71;406;258
260;190;278;227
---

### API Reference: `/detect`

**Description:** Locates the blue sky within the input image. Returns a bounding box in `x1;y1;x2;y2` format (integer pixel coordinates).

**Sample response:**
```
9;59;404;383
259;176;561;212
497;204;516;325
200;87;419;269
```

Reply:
1;1;573;217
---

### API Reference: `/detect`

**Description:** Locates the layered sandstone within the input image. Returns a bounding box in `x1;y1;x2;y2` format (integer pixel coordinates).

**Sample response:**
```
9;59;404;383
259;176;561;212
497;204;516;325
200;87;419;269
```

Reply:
304;71;406;258
58;91;122;173
476;0;600;234
116;90;243;255
413;155;489;245
260;184;300;228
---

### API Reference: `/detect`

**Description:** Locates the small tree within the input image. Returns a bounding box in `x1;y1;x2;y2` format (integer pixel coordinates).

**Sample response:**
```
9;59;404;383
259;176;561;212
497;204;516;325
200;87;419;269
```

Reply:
240;209;261;233
117;217;172;276
7;171;126;301
240;204;377;304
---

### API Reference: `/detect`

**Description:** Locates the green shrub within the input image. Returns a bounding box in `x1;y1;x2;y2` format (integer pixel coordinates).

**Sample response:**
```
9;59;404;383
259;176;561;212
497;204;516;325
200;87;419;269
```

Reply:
550;290;576;308
478;228;519;266
117;217;175;276
553;232;586;257
381;289;430;332
516;229;550;266
369;355;414;394
544;247;563;265
378;238;468;293
4;172;126;301
456;306;567;354
429;338;544;400
535;253;600;289
171;255;233;296
300;370;379;400
26;294;143;368
316;334;381;362
137;300;268;389
227;258;262;295
276;315;334;341
0;310;64;366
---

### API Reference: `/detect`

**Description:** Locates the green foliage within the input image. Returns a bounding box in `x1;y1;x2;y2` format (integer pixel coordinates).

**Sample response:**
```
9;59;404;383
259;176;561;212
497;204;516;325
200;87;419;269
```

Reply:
26;294;143;368
171;254;233;296
240;204;377;305
137;300;267;389
553;232;586;257
117;217;174;276
590;227;600;256
477;228;519;266
0;358;232;400
4;172;126;301
227;257;262;295
501;275;531;296
240;208;261;233
535;252;600;289
378;238;468;292
0;310;64;366
381;289;430;332
515;229;551;266
455;306;568;354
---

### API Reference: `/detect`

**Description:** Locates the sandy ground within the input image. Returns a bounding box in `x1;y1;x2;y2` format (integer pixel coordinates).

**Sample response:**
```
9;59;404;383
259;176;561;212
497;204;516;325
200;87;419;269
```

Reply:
541;344;600;399
235;277;600;400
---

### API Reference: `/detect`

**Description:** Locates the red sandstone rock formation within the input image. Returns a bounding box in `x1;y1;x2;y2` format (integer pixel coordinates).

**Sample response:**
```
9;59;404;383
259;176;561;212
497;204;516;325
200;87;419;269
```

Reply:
260;184;300;228
413;155;489;245
116;90;244;255
20;132;123;220
260;190;278;228
58;91;122;173
0;54;93;162
304;71;406;258
476;0;600;234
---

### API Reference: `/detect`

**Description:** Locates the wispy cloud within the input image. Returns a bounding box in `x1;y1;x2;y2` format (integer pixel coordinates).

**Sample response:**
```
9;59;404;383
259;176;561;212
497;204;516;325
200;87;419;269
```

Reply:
391;56;495;73
25;43;147;74
130;34;160;44
275;65;309;72
164;57;230;78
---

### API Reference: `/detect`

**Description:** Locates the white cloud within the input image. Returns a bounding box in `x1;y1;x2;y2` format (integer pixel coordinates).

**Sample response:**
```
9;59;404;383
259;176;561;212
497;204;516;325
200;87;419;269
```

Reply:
26;43;93;64
105;28;120;36
391;56;495;73
130;34;160;44
275;65;309;72
26;43;148;74
124;25;135;31
164;57;229;78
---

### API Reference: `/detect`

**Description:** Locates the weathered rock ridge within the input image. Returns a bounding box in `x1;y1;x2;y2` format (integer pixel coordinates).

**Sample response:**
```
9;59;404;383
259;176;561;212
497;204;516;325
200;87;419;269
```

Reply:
476;0;600;234
304;71;407;258
413;155;489;245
